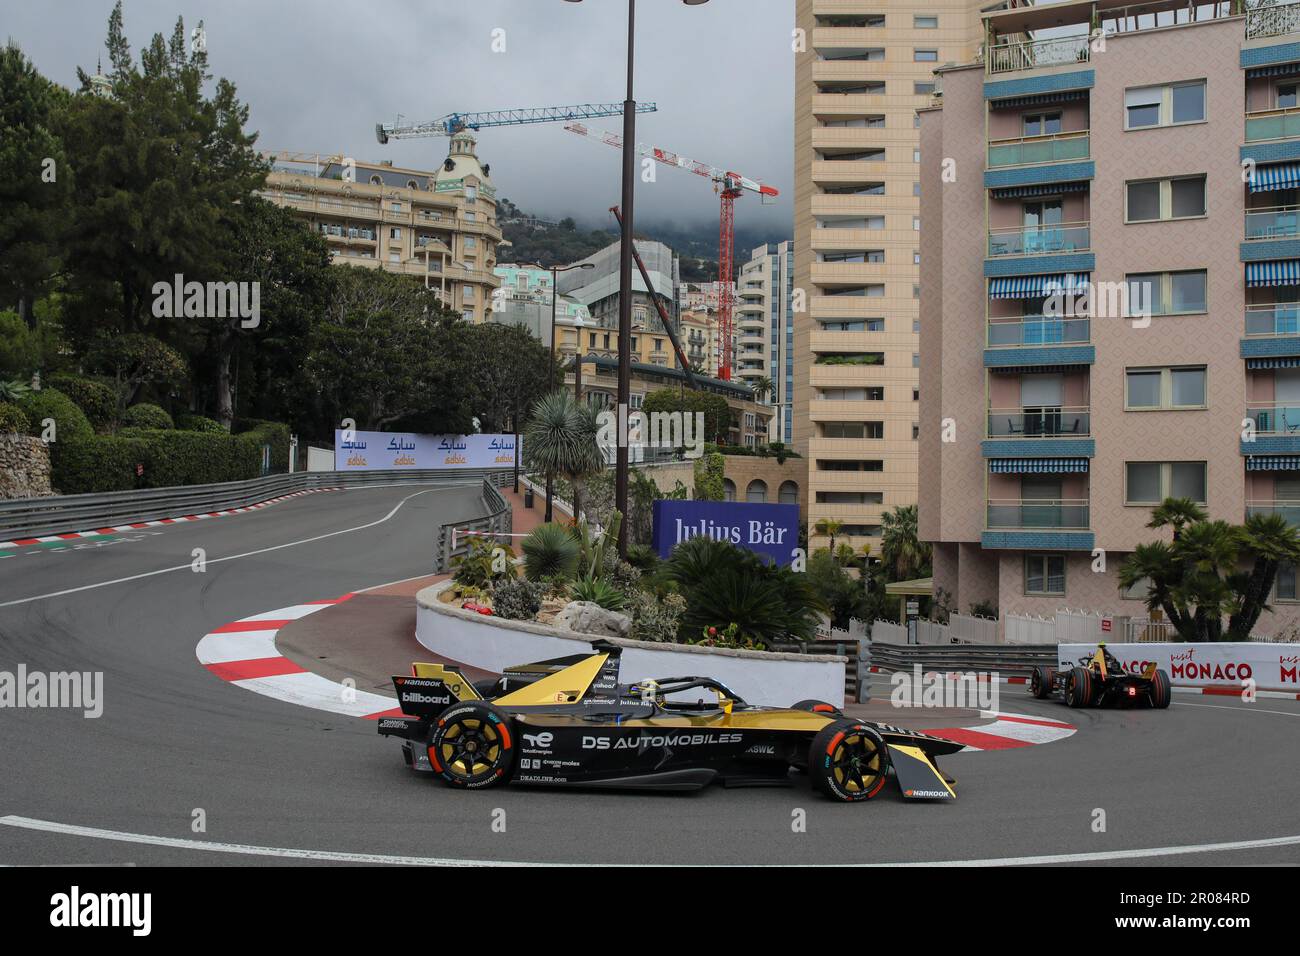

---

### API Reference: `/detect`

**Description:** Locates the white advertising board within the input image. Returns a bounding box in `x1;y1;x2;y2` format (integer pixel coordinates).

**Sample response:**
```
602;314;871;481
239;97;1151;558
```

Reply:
1058;642;1300;693
334;430;519;471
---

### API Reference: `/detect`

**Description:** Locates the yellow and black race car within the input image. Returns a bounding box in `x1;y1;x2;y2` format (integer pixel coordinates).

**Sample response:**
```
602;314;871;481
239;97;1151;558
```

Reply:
1030;643;1173;709
377;640;961;802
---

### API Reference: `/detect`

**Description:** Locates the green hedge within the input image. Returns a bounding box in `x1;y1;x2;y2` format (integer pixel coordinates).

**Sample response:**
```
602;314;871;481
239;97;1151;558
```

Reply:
15;388;93;444
175;413;225;434
122;402;174;430
51;420;292;494
0;401;29;434
46;374;118;430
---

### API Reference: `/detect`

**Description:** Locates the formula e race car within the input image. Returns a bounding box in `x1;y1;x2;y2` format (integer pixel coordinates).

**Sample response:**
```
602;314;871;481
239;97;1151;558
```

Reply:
1030;643;1172;709
377;641;962;802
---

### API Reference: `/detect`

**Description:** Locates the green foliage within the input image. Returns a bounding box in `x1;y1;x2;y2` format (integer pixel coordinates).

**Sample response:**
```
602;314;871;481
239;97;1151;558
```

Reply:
629;590;686;643
806;550;872;629
0;312;43;377
642;388;732;445
46;374;117;429
451;537;517;590
692;452;726;501
524;390;605;519
606;558;642;593
86;334;188;411
969;600;998;619
686;621;767;652
625;543;660;572
880;504;931;582
570;575;628;611
815;354;881;365
521;523;581;582
490;577;546;621
15;388;93;444
0;401;29;434
175;413;225;433
122;402;174;430
0;379;32;402
469;322;556;434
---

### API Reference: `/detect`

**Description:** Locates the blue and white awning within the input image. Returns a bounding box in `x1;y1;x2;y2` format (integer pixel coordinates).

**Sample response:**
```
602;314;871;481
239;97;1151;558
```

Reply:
1246;259;1300;287
1249;162;1300;193
991;89;1090;109
991;181;1090;200
988;273;1089;299
1247;63;1300;80
989;457;1089;474
1247;356;1300;369
1246;455;1300;471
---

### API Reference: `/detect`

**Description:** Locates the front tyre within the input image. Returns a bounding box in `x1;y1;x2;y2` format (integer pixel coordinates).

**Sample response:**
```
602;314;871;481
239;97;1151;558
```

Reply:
792;698;844;718
1148;668;1172;709
1030;666;1055;699
428;702;516;789
809;721;889;802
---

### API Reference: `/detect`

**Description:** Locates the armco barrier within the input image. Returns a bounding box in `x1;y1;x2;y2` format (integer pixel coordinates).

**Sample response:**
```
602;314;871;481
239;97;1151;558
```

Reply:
434;475;513;573
0;468;510;542
867;641;1058;680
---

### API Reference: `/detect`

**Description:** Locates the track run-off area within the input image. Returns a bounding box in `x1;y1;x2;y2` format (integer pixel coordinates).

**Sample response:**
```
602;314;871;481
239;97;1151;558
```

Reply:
2;482;1298;866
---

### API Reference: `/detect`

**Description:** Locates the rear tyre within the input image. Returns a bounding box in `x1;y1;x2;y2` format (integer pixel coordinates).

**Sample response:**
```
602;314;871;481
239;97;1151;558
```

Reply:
1064;666;1094;708
1030;666;1055;699
792;698;844;718
809;721;889;802
428;702;516;789
1149;668;1172;709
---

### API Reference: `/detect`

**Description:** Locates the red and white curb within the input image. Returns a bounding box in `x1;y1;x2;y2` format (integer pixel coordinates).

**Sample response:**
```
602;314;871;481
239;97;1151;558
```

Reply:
926;712;1076;751
195;595;402;720
0;487;341;550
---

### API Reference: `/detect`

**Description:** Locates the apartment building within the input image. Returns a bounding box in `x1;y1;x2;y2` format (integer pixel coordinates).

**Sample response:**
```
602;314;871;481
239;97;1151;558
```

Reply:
919;0;1300;630
681;309;725;378
794;0;986;553
490;263;594;348
261;131;502;321
737;242;797;444
556;238;679;337
679;280;736;313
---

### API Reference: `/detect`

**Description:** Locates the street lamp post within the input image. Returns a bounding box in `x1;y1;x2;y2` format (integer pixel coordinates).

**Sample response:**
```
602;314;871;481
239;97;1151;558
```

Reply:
564;0;709;555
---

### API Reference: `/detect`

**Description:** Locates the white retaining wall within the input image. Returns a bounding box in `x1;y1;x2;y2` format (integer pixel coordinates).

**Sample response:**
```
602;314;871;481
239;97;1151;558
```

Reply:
416;581;846;707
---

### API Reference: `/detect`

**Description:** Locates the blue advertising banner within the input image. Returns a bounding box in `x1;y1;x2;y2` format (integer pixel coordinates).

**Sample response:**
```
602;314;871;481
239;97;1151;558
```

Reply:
334;430;520;470
651;500;800;567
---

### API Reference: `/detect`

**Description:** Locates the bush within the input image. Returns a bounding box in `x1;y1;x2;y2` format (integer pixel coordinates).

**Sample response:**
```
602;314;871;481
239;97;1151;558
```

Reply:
692;452;725;501
570;575;627;611
234;418;291;472
122;403;174;430
175;413;225;434
0;311;41;378
625;543;660;572
521;523;581;581
490;578;546;621
0;402;29;434
15;388;93;445
630;590;686;643
606;558;642;593
451;537;517;590
46;374;118;430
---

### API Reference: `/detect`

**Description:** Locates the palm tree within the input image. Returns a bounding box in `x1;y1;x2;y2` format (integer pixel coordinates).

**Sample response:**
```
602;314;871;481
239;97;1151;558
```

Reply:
1229;512;1300;638
814;517;843;554
0;380;32;402
750;376;774;404
880;504;930;582
524;390;605;522
1148;497;1208;541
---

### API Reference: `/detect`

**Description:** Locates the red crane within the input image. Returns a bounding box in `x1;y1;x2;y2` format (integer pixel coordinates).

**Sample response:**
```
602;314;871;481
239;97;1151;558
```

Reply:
563;122;779;381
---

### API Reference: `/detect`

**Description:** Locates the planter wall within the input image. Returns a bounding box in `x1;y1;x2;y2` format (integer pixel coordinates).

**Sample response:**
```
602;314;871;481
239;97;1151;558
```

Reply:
416;581;846;707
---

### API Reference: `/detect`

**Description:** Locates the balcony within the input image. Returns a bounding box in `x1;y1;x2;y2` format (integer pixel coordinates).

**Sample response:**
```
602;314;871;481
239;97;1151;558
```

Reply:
988;131;1089;169
1246;500;1300;525
988;407;1090;439
1244;302;1300;337
1245;0;1300;40
1245;206;1300;240
988;222;1090;258
986;36;1091;76
986;499;1090;530
987;316;1090;348
1247;402;1300;434
1246;106;1300;144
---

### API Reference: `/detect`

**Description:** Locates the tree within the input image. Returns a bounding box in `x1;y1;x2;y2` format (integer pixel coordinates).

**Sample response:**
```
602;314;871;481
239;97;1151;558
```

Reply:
1148;497;1208;541
0;42;72;328
814;517;843;554
750;376;774;404
880;504;931;581
469;322;555;435
86;333;188;415
524;390;604;522
642;387;731;446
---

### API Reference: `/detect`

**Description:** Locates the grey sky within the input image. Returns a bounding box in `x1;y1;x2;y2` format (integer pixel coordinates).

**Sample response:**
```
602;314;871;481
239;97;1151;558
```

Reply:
9;0;795;235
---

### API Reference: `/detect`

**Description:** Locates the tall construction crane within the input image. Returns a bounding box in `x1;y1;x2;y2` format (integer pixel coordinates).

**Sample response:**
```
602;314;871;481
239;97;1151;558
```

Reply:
562;122;779;381
375;102;658;144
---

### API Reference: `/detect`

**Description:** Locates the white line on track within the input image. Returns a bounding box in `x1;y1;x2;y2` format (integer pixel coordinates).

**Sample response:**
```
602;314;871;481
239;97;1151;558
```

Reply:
1173;701;1300;718
0;489;437;609
4;815;1299;867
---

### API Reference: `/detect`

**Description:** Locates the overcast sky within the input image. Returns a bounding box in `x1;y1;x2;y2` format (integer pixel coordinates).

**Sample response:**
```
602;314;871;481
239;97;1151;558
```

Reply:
9;0;796;235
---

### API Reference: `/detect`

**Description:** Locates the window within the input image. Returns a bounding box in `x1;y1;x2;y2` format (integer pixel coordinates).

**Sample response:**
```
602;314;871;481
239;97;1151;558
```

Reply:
914;49;938;62
822;421;884;439
1125;461;1207;505
390;227;401;239
817;491;884;505
1125;366;1206;409
464;236;476;249
1278;82;1298;109
1125;270;1207;315
779;481;799;505
1125;81;1205;129
1125;176;1206;222
817;460;883;471
1277;563;1298;601
914;15;938;28
1121;575;1154;601
1022;112;1062;137
1025;554;1066;595
746;480;768;504
463;285;474;300
722;479;736;502
914;81;936;95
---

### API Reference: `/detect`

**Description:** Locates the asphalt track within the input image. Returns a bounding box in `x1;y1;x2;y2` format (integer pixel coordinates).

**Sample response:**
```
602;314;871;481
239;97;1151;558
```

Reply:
1;482;1298;866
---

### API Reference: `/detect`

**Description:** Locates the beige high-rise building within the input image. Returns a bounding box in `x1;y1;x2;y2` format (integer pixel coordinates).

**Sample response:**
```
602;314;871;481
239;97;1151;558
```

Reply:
793;1;984;552
261;132;502;321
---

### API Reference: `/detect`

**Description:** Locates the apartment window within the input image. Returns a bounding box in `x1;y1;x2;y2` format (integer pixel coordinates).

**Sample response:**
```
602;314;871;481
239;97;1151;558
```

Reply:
1278;82;1298;109
1125;81;1205;129
463;285;474;300
1125;270;1207;315
390;227;401;239
913;148;921;163
817;459;884;472
1125;461;1208;505
1023;112;1061;136
815;14;883;27
822;421;884;439
914;49;938;62
914;15;938;28
1125;366;1207;410
464;236;476;250
823;183;886;196
1025;554;1067;595
817;491;884;505
913;216;920;231
1277;563;1298;601
1125;176;1206;222
914;81;936;95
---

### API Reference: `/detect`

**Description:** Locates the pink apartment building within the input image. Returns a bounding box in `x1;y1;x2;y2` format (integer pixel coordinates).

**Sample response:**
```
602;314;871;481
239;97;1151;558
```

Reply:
919;0;1300;630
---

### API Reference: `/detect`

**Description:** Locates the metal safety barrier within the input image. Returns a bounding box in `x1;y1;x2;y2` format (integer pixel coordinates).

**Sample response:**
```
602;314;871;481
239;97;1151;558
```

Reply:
434;474;514;573
0;469;509;541
866;641;1059;680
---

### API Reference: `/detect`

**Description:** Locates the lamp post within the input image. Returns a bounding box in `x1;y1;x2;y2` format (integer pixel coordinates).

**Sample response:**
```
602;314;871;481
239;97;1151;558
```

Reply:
564;0;710;555
545;261;594;522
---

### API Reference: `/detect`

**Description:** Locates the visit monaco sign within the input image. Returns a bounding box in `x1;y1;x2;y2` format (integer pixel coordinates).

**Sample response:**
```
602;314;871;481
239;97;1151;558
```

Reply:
651;500;800;567
1059;642;1300;693
333;429;519;471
